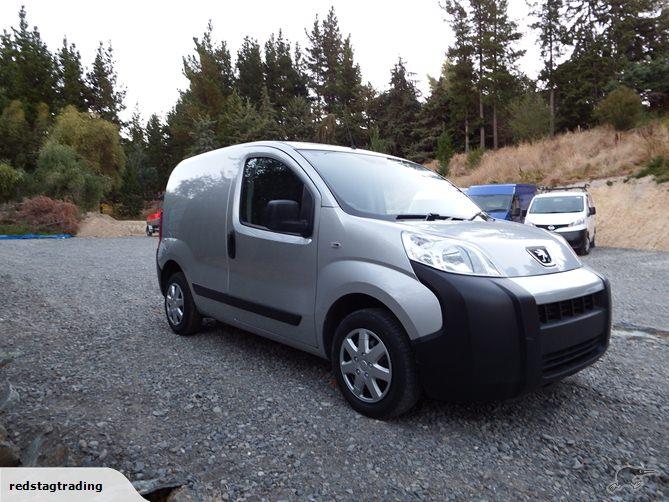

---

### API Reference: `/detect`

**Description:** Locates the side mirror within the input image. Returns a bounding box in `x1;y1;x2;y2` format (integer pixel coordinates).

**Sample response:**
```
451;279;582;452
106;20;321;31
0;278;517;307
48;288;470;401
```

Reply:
589;207;596;216
263;200;311;237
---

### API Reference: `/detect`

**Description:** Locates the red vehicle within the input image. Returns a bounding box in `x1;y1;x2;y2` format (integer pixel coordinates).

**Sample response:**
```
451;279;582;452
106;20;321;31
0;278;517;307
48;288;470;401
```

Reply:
146;209;162;237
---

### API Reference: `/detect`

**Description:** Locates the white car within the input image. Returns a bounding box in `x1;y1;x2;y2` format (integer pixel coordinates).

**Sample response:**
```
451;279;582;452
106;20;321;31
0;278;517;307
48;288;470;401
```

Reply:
524;190;596;255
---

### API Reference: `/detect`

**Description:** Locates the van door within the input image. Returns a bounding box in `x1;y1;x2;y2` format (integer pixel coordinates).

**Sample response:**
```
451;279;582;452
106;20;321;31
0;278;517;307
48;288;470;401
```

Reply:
225;149;319;348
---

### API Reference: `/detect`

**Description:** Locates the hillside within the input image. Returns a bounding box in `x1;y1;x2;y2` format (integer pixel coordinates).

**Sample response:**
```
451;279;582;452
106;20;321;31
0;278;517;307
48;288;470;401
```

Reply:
445;122;669;252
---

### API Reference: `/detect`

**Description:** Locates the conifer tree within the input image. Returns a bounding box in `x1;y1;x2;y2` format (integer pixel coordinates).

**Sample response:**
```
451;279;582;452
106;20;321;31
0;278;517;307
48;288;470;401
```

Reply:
56;38;88;111
86;42;126;125
236;37;264;107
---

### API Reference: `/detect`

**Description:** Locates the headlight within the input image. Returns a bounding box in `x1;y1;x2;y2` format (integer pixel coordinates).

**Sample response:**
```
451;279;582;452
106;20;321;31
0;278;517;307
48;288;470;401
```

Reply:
402;232;501;276
569;217;585;227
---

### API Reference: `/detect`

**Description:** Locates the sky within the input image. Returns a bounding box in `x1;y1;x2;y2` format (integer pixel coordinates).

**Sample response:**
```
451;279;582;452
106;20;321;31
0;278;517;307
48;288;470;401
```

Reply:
1;0;542;123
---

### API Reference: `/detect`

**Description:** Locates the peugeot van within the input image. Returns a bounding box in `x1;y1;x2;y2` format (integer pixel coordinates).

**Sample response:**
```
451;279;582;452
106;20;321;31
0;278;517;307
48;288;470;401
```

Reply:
524;188;597;255
157;142;611;418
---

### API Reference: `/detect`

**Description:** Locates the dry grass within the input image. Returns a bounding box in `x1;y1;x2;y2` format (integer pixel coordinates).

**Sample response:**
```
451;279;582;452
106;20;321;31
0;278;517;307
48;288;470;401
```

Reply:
448;122;669;187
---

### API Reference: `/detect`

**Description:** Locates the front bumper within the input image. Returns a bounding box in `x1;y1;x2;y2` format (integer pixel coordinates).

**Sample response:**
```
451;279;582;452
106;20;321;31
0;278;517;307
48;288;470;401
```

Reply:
556;228;587;248
410;262;611;401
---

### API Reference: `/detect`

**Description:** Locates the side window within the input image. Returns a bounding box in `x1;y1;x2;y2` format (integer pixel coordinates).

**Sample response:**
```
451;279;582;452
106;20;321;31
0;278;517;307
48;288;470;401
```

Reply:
240;157;313;235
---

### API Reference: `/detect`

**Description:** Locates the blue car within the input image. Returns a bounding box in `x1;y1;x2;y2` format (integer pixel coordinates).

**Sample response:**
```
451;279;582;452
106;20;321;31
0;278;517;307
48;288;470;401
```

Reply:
465;184;537;222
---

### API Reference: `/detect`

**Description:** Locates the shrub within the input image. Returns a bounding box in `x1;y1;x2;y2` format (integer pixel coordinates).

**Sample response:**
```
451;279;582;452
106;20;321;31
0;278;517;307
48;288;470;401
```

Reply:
634;156;669;183
34;142;111;211
436;129;454;176
0;162;23;203
594;86;644;131
16;196;80;234
466;148;485;170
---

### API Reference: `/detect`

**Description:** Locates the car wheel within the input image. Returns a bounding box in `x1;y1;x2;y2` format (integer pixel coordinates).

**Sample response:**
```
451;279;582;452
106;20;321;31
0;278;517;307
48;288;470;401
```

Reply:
331;308;420;418
577;232;591;256
164;272;201;335
591;233;596;248
146;225;153;236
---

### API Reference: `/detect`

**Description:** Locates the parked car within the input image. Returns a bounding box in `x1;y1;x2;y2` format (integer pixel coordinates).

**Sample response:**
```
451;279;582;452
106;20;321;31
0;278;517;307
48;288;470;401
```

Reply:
524;186;596;255
146;209;162;237
466;183;536;222
157;142;611;418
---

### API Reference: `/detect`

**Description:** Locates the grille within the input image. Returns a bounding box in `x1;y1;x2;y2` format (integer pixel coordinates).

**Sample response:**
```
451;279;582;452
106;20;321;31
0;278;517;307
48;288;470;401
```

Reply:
542;334;603;377
536;224;569;231
537;293;596;324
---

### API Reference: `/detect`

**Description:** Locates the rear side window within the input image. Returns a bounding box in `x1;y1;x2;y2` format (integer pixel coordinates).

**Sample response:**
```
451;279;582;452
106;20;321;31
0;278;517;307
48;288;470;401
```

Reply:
240;157;310;231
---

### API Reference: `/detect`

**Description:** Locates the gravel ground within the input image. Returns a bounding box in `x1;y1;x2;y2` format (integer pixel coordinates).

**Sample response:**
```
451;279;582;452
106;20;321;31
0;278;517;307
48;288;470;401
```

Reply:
581;247;669;333
0;238;667;500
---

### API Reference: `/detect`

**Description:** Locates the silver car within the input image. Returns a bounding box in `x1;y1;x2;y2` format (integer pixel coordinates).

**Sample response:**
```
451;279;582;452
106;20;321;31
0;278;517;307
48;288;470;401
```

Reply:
157;142;611;418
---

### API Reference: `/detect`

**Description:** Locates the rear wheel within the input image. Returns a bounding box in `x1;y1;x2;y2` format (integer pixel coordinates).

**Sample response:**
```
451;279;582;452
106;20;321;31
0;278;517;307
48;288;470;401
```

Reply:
577;232;591;256
331;308;420;418
164;272;201;335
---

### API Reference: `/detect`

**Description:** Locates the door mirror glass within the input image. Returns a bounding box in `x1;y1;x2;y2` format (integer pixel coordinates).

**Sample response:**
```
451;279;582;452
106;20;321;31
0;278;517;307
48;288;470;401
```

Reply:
589;206;596;216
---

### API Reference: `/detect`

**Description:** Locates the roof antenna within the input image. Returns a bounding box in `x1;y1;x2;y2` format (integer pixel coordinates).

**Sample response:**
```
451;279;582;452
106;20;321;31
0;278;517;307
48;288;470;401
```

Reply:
342;114;357;149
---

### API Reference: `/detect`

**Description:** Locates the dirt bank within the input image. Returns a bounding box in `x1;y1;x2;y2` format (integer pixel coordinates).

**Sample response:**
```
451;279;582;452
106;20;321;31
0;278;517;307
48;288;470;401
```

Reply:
77;212;146;238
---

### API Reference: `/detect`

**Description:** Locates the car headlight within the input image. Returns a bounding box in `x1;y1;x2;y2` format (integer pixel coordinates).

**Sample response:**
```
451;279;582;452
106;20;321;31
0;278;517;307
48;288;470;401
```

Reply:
402;232;500;276
569;217;585;227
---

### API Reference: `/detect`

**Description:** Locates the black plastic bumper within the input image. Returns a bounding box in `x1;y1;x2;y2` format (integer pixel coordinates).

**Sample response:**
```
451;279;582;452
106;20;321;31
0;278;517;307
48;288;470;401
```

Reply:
411;262;611;401
558;229;587;248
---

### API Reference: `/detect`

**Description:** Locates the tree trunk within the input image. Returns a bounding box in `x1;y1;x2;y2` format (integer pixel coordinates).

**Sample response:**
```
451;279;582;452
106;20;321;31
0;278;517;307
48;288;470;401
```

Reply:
549;87;555;137
492;103;498;149
464;116;470;153
479;91;485;149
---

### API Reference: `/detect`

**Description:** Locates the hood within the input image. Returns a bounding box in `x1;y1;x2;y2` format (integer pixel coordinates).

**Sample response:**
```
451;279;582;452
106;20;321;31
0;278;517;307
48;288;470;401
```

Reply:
525;212;584;226
399;219;581;277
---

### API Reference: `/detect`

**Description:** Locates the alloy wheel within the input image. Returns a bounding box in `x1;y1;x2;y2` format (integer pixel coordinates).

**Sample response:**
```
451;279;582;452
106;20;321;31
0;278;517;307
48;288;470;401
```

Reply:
339;328;392;403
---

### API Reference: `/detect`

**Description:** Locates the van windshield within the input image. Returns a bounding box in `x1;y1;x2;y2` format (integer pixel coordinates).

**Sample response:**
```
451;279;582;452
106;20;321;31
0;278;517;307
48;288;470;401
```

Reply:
530;196;584;214
468;194;512;213
299;150;480;220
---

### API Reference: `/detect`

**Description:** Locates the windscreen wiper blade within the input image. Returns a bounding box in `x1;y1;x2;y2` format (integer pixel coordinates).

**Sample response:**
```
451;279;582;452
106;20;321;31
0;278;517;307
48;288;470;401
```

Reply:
395;213;461;221
469;211;491;221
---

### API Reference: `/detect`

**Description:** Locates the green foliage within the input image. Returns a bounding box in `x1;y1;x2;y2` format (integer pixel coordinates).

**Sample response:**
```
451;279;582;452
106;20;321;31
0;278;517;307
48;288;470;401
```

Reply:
436;129;454;175
594;86;644;131
466;148;485;169
0;162;23;202
86;42;126;125
282;96;315;141
49;106;126;186
508;93;551;142
634;156;669;183
236;37;264;107
0;100;31;169
368;126;390;154
56;38;88;110
34;141;110;210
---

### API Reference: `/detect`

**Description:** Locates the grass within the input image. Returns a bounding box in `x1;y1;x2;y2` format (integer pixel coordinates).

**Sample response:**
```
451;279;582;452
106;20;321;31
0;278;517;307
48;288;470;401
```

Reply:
0;223;63;235
447;121;669;187
634;156;669;183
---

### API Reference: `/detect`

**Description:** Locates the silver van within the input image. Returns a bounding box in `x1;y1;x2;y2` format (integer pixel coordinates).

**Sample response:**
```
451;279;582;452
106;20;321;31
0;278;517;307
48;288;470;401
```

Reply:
157;142;611;418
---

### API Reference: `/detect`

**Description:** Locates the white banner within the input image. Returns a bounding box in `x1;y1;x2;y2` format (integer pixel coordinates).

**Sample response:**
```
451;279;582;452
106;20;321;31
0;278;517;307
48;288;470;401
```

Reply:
0;468;145;501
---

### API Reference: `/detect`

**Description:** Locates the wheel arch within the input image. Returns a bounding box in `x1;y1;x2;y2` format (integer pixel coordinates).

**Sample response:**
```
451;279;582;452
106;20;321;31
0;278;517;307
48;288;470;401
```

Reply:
159;260;183;295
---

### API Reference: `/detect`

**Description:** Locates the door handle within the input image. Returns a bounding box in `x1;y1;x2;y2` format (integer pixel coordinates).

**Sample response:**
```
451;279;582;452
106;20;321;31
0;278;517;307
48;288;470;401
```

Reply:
227;231;236;259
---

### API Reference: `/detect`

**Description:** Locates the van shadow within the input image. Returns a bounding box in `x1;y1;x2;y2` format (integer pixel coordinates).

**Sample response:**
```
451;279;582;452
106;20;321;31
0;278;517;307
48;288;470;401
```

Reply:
193;320;599;426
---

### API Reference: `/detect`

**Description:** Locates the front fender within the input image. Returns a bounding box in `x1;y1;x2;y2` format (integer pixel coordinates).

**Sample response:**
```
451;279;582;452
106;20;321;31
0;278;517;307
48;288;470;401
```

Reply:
316;260;442;344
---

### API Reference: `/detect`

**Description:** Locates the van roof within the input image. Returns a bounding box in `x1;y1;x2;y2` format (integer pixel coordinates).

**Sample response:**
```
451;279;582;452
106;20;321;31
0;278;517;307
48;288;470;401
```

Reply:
242;141;403;160
533;191;585;198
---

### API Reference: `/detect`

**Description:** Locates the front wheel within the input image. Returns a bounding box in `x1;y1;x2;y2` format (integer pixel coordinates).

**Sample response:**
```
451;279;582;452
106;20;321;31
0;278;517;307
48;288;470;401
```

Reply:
164;272;201;335
577;232;591;256
331;308;420;418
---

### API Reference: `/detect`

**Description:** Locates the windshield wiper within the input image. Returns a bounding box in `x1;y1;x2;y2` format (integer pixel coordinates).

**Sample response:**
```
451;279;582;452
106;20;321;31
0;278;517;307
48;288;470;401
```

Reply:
469;211;491;221
396;213;462;221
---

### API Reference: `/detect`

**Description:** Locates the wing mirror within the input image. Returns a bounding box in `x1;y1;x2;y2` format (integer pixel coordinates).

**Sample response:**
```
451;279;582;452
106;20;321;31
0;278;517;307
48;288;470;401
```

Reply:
264;200;312;237
589;207;597;216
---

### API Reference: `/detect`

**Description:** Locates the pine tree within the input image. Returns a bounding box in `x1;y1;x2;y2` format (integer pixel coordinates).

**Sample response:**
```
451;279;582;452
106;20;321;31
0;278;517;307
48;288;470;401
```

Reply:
264;31;308;115
145;114;170;190
236;37;264;107
56;38;87;111
528;0;567;136
86;42;126;125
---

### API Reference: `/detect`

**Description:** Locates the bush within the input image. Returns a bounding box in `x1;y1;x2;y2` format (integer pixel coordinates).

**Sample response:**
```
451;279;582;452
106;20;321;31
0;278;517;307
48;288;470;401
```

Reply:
466;148;485;170
594;86;644;131
15;196;80;234
34;142;111;211
508;93;551;142
0;162;23;203
436;129;454;176
634;156;669;183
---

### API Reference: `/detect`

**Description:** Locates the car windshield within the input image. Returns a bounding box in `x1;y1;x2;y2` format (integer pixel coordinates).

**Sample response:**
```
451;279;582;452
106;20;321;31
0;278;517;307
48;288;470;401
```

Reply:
468;194;512;213
299;150;481;220
530;196;584;214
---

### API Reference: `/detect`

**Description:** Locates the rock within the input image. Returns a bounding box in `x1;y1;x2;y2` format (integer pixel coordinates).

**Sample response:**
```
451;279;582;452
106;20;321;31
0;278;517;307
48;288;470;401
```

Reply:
0;382;20;411
0;441;21;467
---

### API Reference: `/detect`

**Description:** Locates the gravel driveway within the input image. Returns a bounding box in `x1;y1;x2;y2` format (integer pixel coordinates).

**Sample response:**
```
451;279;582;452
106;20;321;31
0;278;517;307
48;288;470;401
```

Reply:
0;238;667;500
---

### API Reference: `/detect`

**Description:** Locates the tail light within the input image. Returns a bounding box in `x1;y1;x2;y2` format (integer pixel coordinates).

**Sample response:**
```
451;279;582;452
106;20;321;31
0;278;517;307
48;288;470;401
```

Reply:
158;208;164;243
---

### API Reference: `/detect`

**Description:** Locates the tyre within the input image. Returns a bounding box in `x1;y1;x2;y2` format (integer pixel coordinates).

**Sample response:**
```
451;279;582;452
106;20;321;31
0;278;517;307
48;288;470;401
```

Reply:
591;233;596;248
164;272;201;335
331;308;420;418
146;225;153;236
577;232;591;256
